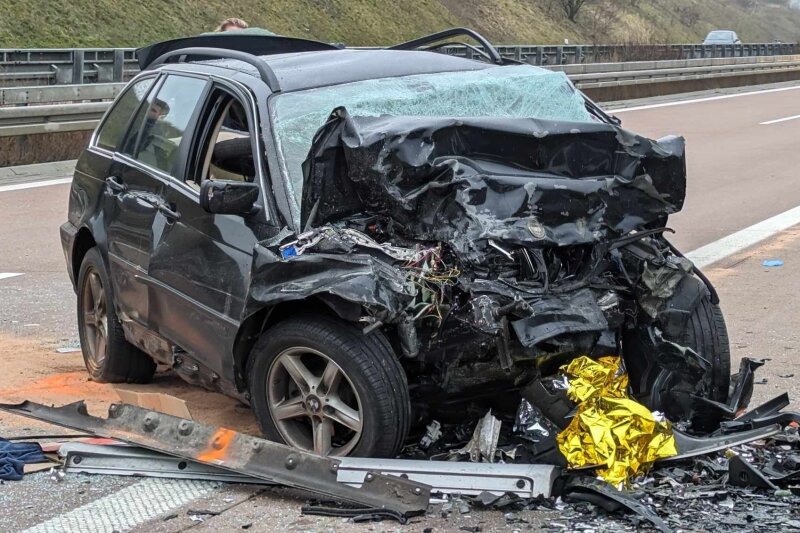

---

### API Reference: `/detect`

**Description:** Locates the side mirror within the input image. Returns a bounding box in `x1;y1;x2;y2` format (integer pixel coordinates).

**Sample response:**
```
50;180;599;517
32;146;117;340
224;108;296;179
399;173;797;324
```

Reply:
200;180;259;216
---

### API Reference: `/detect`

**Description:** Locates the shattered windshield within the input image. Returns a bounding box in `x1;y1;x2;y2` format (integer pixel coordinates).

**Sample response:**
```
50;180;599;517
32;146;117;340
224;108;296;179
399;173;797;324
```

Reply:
270;64;594;213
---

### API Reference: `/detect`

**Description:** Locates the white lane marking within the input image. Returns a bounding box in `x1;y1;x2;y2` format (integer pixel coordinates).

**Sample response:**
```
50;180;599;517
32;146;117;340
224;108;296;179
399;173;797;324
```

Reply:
0;177;72;193
614;84;800;113
760;114;800;125
22;478;219;533
685;205;800;268
0;272;23;281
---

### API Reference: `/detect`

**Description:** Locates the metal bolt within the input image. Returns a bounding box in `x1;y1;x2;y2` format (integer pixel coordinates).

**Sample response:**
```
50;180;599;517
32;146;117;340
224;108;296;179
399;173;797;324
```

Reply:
330;463;339;472
72;455;83;465
143;413;159;431
178;420;193;436
516;479;526;489
212;436;225;450
286;455;298;470
414;487;422;495
365;473;374;482
251;441;263;452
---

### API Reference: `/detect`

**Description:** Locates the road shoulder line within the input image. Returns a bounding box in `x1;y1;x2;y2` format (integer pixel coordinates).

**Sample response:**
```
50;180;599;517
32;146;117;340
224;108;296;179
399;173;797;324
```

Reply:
686;205;800;268
0;178;72;193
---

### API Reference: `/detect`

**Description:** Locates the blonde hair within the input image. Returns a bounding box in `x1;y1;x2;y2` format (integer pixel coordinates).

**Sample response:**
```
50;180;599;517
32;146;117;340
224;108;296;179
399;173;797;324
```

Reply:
215;18;249;32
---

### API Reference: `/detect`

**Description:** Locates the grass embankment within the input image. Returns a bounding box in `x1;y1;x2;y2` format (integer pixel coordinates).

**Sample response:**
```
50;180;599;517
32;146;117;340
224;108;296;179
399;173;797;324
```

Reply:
0;0;798;48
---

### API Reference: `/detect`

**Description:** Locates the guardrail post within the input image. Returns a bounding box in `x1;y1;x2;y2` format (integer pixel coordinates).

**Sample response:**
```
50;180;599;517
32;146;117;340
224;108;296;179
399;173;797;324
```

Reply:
113;49;125;82
71;50;84;85
534;47;543;66
555;46;563;65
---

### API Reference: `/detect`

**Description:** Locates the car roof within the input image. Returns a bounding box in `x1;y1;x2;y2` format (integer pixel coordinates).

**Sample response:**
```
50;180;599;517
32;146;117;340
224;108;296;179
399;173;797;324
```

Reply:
201;49;496;92
139;33;500;93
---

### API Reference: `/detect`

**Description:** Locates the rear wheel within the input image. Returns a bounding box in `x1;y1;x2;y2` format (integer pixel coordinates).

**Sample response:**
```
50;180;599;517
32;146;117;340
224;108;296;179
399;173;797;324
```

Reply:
76;248;156;383
248;314;410;457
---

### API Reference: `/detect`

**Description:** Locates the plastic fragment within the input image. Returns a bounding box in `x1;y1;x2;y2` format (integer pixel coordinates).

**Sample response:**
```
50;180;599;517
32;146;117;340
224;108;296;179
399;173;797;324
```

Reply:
556;356;677;487
280;244;298;259
419;420;442;450
762;259;784;267
455;411;501;463
513;399;556;443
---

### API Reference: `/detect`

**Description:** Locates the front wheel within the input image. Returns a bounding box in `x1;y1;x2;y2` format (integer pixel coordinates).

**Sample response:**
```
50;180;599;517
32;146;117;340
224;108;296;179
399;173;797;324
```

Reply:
248;314;410;457
625;289;731;431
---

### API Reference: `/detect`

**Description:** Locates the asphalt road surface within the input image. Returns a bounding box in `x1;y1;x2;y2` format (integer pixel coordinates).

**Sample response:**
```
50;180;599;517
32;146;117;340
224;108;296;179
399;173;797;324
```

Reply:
1;82;800;532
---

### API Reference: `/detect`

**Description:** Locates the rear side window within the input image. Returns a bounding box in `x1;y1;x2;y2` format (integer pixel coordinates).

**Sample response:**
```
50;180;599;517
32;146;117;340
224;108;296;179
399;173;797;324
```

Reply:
125;75;208;176
95;78;154;151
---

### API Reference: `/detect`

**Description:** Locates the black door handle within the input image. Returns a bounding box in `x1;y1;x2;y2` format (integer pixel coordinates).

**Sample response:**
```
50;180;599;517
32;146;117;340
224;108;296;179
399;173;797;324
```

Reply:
157;202;181;221
105;175;127;193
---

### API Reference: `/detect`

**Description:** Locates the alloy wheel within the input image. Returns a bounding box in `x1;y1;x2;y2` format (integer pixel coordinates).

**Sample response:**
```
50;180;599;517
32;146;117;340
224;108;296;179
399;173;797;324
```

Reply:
81;269;108;373
266;347;364;456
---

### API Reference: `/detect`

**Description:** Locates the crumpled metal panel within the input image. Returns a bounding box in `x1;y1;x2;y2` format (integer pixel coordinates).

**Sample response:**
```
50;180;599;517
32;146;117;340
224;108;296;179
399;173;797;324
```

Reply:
300;108;685;258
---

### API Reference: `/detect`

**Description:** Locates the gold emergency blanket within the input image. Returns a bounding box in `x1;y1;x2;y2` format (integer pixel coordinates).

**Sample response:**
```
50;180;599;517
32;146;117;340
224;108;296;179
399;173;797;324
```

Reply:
556;356;677;487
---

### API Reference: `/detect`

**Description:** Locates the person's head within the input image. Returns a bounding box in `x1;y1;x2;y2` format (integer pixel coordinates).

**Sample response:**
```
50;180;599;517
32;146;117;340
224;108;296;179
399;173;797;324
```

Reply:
215;17;249;32
147;99;169;124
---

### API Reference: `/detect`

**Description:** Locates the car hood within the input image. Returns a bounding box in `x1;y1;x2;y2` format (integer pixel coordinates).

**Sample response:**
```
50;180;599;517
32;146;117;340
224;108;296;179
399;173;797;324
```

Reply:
299;108;686;263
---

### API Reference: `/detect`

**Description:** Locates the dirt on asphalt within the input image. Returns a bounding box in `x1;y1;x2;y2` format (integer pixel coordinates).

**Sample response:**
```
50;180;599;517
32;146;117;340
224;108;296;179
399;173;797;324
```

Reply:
0;335;259;437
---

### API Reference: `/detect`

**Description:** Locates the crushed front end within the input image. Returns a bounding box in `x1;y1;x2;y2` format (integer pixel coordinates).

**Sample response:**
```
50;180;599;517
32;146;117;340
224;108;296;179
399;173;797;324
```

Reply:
254;105;725;431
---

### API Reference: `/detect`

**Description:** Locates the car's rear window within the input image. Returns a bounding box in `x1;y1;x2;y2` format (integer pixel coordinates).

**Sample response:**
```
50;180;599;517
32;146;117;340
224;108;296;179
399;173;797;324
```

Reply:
96;78;155;151
270;64;594;212
705;31;734;42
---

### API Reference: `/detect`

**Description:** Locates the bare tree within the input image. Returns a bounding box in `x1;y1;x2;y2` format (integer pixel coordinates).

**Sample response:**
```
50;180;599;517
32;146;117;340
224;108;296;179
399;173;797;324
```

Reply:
559;0;593;22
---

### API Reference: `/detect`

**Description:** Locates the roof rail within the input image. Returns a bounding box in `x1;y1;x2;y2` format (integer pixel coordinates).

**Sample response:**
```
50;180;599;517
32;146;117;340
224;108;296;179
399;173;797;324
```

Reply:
148;47;281;92
388;28;504;65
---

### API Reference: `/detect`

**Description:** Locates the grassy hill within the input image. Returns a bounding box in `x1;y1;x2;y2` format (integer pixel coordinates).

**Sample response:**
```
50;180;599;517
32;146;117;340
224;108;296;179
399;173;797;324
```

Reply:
1;0;799;48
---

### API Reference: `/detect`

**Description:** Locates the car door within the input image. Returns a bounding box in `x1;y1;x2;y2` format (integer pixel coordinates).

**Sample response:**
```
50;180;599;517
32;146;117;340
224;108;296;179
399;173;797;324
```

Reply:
147;83;273;382
107;73;210;339
96;75;165;328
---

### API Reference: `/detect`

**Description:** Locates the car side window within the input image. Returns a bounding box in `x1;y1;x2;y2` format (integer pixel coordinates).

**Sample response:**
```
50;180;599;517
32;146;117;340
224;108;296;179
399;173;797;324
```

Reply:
95;78;154;151
125;75;208;176
188;89;257;189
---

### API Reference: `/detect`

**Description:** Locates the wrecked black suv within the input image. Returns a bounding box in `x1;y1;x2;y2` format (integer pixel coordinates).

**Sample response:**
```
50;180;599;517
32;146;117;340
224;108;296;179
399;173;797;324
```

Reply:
60;30;730;458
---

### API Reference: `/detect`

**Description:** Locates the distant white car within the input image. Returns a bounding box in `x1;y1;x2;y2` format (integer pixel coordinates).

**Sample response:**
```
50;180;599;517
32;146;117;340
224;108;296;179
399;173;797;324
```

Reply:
703;30;741;45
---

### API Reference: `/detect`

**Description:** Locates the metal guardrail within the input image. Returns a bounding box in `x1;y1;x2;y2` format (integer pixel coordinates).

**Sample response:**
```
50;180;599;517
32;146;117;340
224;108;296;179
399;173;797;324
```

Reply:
2;55;800;138
447;42;797;65
0;42;796;87
0;48;138;86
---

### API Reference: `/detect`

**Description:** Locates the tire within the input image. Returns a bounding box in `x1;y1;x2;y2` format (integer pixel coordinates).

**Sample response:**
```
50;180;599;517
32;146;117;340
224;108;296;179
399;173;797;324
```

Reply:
76;247;156;383
248;314;410;457
625;287;731;431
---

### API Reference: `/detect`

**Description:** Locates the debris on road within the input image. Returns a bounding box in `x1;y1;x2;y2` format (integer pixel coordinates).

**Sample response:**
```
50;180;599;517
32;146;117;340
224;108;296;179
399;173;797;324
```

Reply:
762;259;784;267
0;401;430;518
4;356;800;529
0;437;46;480
55;347;81;354
454;410;502;463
